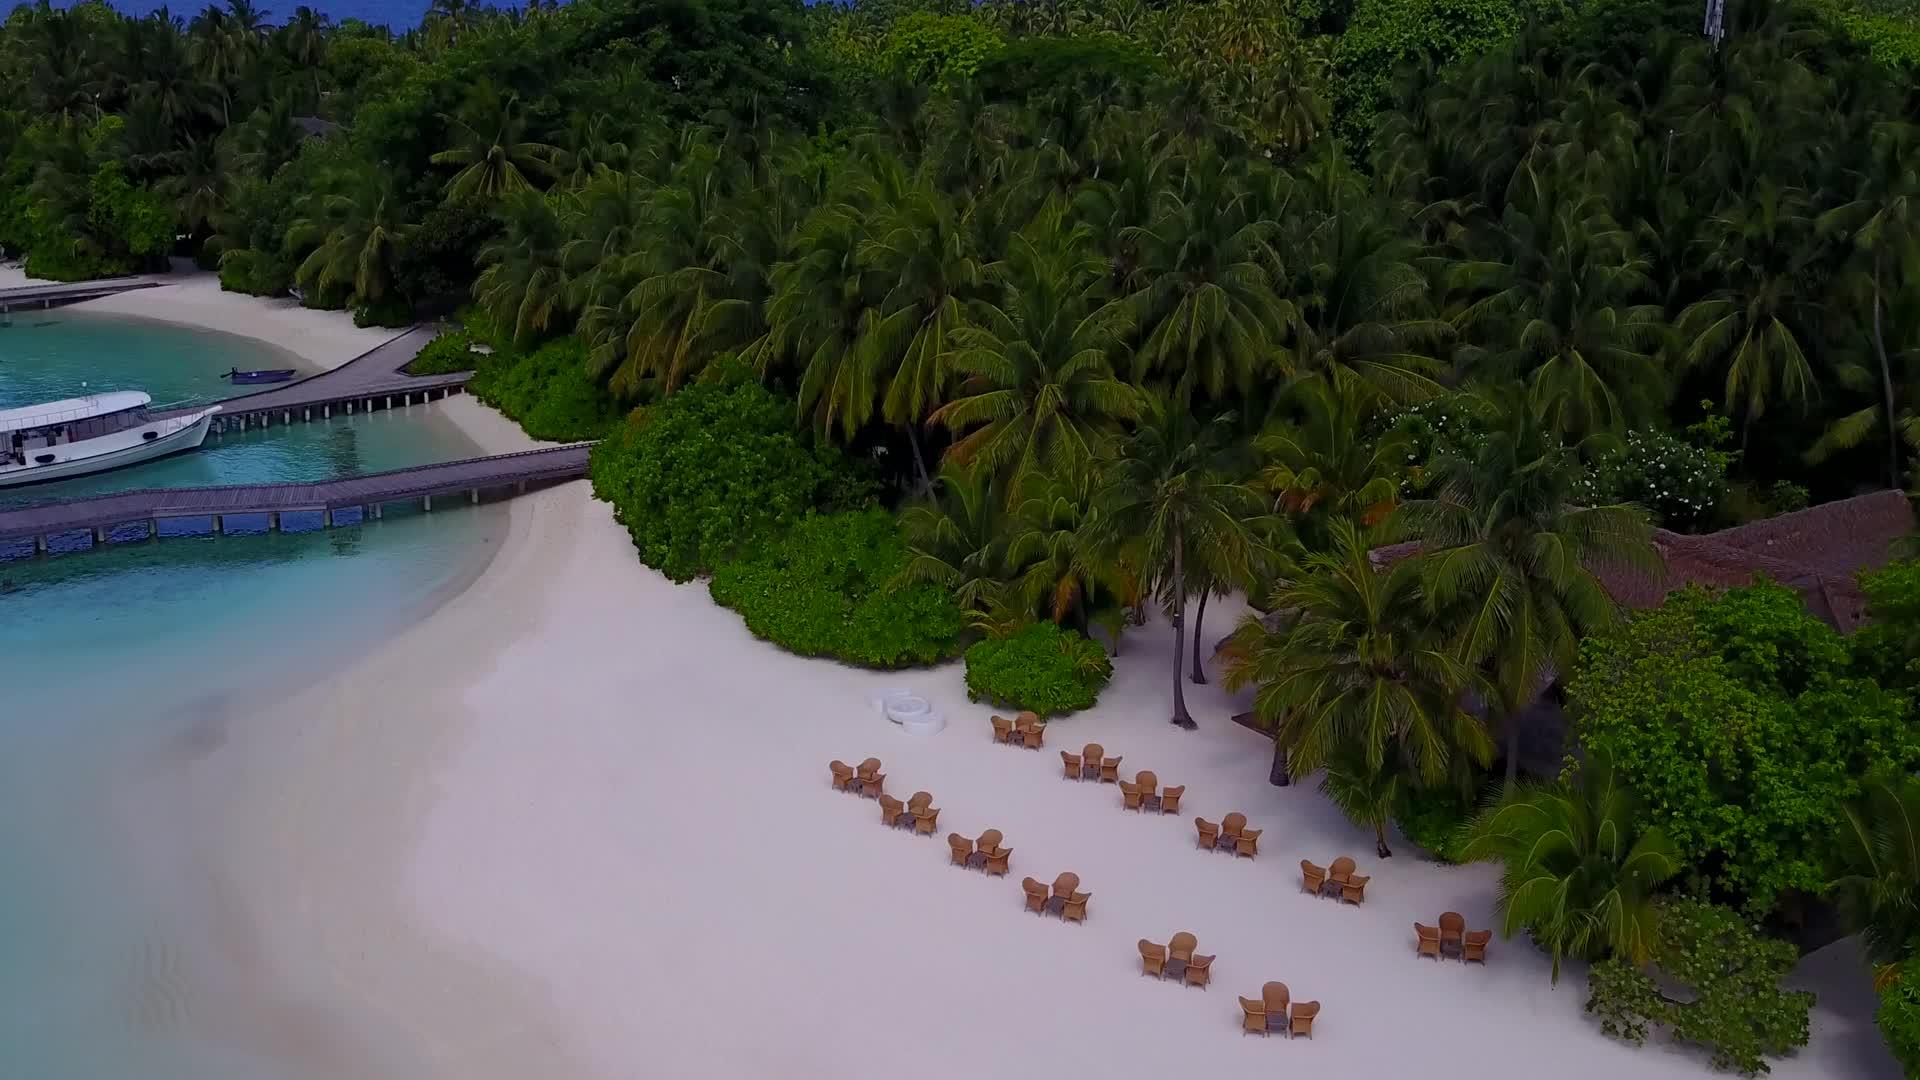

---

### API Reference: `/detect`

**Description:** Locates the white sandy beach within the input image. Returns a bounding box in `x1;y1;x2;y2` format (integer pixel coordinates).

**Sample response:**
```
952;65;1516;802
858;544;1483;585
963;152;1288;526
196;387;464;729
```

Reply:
186;479;1896;1080
28;268;1890;1079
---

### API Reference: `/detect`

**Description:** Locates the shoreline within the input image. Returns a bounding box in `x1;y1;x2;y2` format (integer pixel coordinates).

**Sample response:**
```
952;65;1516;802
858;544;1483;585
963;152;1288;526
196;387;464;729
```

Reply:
2;267;396;373
14;269;1887;1079
204;483;1892;1080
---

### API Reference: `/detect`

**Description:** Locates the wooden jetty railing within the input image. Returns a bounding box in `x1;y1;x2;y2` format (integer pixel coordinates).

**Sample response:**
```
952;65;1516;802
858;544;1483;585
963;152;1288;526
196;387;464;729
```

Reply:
152;325;474;433
0;443;592;556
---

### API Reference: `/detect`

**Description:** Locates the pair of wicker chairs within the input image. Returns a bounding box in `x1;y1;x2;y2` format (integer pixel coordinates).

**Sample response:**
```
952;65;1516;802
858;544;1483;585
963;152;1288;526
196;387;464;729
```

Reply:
829;758;885;798
1061;746;1122;783
1120;772;1185;813
1300;858;1369;903
1415;913;1491;963
990;713;1045;749
1138;932;1215;988
878;791;940;834
1021;872;1091;922
1195;813;1260;858
1238;982;1320;1038
948;830;1013;876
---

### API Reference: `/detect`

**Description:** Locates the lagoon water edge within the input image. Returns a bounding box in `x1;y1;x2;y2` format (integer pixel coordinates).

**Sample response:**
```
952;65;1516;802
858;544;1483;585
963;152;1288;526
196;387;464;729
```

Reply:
0;310;503;1079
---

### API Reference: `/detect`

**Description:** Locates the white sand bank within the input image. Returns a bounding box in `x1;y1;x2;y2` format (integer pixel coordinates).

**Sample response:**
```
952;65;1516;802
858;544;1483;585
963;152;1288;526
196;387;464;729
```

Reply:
193;476;1895;1080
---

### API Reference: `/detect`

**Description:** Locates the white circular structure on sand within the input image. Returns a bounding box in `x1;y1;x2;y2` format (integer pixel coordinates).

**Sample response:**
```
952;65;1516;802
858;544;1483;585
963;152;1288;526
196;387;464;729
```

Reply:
876;690;944;735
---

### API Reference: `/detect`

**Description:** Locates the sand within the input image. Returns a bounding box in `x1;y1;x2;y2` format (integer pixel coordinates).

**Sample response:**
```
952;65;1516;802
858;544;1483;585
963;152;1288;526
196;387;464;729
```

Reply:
30;265;1890;1078
191;479;1895;1080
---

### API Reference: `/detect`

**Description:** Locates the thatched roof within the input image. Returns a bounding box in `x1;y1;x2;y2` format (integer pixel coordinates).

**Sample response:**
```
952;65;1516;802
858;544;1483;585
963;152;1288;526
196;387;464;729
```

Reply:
1216;491;1913;659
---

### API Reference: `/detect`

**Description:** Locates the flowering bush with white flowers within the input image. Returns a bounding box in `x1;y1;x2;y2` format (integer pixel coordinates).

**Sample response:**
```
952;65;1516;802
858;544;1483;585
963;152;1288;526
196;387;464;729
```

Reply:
1380;395;1489;496
1575;428;1729;531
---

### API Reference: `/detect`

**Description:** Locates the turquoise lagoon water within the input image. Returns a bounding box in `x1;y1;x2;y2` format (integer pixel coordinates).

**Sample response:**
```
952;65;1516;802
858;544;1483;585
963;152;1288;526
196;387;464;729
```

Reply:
0;311;503;1080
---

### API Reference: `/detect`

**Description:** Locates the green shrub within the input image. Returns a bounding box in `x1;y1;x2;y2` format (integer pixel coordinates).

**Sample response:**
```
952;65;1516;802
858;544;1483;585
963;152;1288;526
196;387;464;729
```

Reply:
406;331;477;375
709;510;964;668
217;248;294;298
963;622;1113;717
1878;960;1920;1078
352;296;414;327
1568;582;1920;912
1576;426;1730;531
1587;899;1813;1075
590;374;871;581
1393;783;1475;863
881;12;1004;87
470;337;622;441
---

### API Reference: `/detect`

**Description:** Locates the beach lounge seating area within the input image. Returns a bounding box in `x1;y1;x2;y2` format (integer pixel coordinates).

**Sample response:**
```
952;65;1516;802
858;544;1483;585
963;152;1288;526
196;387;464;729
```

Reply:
1414;915;1491;963
1239;982;1321;1039
432;589;1878;1080
990;712;1045;749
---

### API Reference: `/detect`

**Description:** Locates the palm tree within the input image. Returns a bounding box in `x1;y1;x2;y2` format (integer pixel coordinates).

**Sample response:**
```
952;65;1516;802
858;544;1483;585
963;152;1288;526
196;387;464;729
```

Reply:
931;208;1141;487
431;90;564;203
1677;180;1823;447
772;204;877;431
162;133;225;238
1817;121;1920;489
1005;460;1104;628
1829;775;1920;968
1284;150;1449;406
1222;517;1491;783
1405;388;1656;784
277;6;330;108
1321;749;1406;858
1448;160;1668;439
1257;370;1409;551
1461;751;1684;981
898;462;1012;622
1091;399;1264;729
285;173;415;306
475;190;567;345
871;178;990;486
1123;145;1292;405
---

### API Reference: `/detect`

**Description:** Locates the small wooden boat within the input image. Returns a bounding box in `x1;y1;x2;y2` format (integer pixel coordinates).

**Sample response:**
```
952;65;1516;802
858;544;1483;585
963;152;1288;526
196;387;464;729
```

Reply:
225;367;298;385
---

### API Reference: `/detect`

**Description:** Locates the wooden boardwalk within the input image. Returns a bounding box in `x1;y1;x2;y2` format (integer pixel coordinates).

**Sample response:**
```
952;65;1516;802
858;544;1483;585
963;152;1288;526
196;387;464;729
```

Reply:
0;277;164;314
0;443;591;555
153;325;474;431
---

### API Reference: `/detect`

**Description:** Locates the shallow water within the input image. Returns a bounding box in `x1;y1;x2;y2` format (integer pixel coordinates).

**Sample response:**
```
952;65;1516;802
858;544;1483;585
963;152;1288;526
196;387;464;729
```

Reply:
0;310;502;1080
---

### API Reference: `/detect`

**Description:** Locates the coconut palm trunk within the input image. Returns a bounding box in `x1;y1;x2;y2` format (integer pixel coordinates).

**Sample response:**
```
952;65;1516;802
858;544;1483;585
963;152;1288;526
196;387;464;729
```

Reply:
1170;529;1195;728
1873;256;1902;489
1189;588;1210;685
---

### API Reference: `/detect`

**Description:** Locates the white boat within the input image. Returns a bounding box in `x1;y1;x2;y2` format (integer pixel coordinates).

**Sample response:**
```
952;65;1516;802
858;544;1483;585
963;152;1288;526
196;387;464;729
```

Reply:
0;391;221;488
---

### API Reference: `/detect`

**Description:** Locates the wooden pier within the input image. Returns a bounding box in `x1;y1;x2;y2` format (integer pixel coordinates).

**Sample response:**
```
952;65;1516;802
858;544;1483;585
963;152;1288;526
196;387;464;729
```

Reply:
0;443;591;557
0;277;165;321
153;325;473;432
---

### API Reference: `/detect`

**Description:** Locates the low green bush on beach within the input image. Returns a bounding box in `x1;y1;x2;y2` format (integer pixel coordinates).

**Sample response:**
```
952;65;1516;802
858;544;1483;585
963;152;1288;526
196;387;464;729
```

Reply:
1878;960;1920;1079
709;510;964;668
470;337;622;442
405;331;475;376
590;374;872;581
1392;783;1476;863
963;622;1111;717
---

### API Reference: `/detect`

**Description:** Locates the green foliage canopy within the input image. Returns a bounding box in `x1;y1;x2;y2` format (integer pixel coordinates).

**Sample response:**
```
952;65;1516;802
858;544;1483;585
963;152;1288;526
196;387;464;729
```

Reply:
1568;582;1920;911
709;510;966;668
964;621;1113;716
588;374;870;582
1586;898;1814;1076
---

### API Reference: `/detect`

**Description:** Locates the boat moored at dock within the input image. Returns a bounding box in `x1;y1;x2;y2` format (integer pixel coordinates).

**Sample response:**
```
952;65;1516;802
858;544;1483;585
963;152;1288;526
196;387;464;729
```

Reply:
0;392;220;488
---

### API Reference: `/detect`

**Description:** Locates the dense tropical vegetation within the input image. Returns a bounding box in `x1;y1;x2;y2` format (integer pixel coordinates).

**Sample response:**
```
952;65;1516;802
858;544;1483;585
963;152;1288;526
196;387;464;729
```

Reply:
8;0;1920;1071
